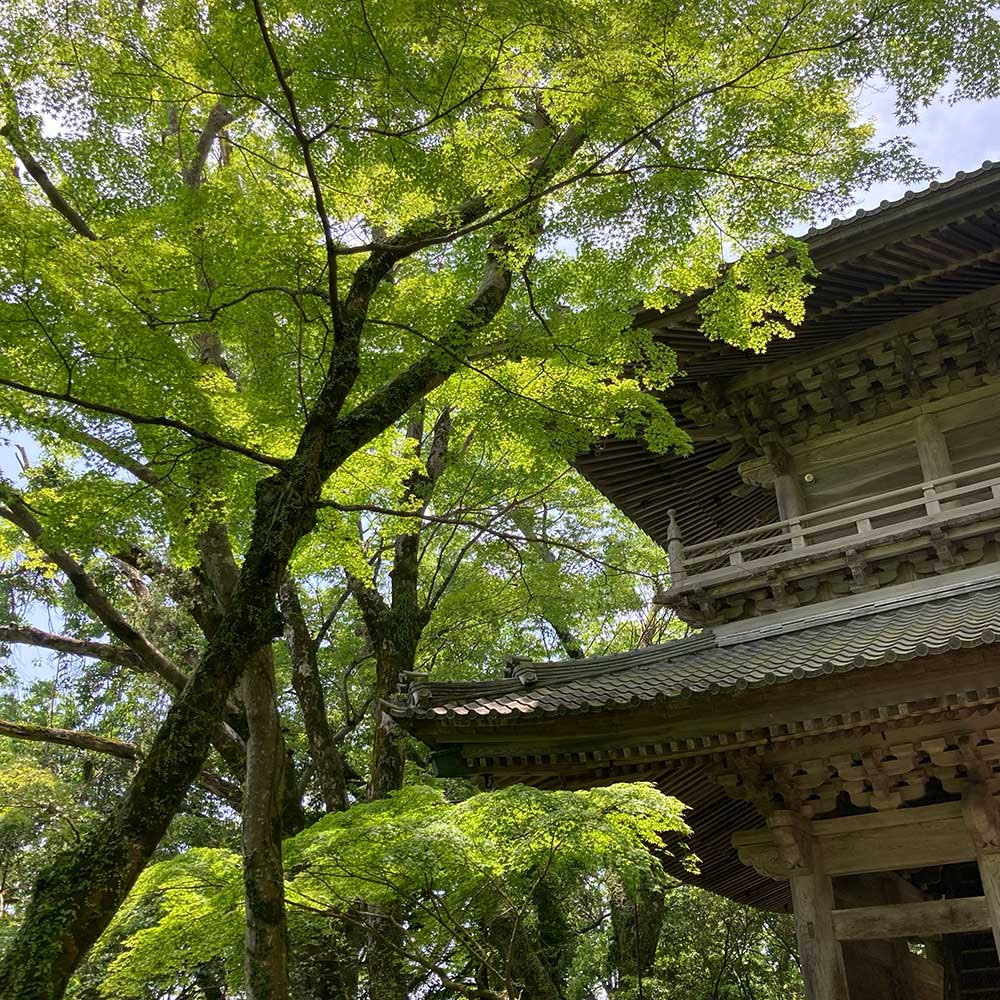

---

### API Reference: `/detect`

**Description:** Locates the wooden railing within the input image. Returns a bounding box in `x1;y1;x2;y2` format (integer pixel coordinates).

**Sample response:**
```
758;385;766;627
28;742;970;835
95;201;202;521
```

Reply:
668;459;1000;582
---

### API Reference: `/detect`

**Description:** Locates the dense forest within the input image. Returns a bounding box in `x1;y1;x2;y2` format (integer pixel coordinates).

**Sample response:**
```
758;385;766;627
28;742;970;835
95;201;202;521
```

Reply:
1;0;999;996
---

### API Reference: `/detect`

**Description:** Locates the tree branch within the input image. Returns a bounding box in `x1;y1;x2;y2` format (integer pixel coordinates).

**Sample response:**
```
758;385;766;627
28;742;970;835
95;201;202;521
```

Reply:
182;99;236;189
251;0;341;324
278;576;350;813
0;122;98;240
318;497;653;581
0;719;241;809
0;487;190;691
0;625;144;670
0;718;137;760
0;377;288;469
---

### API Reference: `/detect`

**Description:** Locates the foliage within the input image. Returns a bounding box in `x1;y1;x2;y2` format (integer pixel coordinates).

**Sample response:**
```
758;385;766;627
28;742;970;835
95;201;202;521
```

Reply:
640;886;803;1000
88;783;686;999
0;755;90;950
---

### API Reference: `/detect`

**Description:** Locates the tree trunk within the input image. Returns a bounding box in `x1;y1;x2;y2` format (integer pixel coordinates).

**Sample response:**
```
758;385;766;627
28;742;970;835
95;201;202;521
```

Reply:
197;512;291;1000
278;577;350;813
364;622;410;1000
489;911;566;1000
291;916;363;1000
193;960;228;1000
241;648;289;1000
607;877;665;987
0;460;316;999
278;578;362;999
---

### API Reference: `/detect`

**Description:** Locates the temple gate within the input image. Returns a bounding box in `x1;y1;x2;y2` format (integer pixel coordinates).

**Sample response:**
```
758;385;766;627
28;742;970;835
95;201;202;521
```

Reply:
392;163;1000;999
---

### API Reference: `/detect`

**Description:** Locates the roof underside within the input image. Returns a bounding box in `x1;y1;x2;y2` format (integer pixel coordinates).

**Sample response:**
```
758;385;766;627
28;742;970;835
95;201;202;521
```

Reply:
580;161;1000;548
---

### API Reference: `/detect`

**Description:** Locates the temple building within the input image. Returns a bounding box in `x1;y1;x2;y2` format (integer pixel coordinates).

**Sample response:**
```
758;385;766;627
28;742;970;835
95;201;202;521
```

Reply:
391;163;1000;1000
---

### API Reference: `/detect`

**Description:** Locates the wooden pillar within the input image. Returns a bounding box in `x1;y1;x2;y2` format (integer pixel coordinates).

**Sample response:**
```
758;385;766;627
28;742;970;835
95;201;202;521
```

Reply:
762;435;807;521
666;509;686;581
915;414;952;482
978;853;1000;959
791;868;851;1000
961;780;1000;958
765;812;851;1000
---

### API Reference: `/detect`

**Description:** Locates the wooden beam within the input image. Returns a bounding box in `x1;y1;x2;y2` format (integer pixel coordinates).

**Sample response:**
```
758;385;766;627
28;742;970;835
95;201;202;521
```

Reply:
819;811;974;875
962;781;1000;957
832;896;990;941
735;802;978;879
834;871;927;908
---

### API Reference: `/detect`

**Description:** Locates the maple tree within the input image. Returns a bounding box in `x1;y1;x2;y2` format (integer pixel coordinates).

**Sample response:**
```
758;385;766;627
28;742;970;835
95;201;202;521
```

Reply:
1;0;999;995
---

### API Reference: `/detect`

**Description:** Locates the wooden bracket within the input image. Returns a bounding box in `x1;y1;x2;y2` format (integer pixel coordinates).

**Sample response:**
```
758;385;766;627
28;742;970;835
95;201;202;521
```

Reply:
769;810;814;870
733;811;815;881
821;361;852;422
767;572;798;610
761;434;791;475
844;548;877;591
971;313;1000;374
962;779;1000;853
893;334;925;398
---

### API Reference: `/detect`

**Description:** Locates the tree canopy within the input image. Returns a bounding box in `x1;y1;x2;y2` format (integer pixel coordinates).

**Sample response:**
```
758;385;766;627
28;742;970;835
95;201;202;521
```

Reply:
2;0;1000;996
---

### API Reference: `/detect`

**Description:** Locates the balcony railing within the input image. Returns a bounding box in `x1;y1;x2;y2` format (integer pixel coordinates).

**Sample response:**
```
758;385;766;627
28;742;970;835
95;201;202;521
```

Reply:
668;459;1000;584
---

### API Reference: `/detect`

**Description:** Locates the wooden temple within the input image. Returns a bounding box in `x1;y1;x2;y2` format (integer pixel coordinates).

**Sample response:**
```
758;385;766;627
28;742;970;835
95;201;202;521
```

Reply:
391;162;1000;999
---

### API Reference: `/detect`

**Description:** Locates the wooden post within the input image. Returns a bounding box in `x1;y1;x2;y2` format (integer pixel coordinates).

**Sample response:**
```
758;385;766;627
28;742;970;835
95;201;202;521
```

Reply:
762;436;807;523
962;780;1000;958
789;516;806;550
915;413;953;482
666;509;686;581
916;413;956;510
767;812;850;1000
790;869;851;1000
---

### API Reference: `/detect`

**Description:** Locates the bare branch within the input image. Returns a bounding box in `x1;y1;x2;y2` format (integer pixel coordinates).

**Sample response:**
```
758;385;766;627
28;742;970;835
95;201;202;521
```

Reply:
0;122;98;240
0;487;190;690
0;625;144;670
0;719;241;809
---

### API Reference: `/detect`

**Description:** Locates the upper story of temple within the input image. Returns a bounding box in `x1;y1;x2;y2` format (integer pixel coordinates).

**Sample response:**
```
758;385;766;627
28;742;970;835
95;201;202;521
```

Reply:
575;162;1000;627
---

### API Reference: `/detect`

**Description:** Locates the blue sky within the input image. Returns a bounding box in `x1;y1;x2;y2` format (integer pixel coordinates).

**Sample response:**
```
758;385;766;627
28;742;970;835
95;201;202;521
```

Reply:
841;82;1000;213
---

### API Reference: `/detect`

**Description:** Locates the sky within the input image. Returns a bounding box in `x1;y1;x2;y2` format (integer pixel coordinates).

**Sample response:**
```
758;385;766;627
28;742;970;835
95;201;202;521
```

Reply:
834;81;1000;216
5;85;1000;690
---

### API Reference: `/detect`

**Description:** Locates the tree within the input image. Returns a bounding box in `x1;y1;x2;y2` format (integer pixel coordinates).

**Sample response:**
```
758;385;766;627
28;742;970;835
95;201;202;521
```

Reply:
0;409;671;997
1;0;998;994
80;783;690;1000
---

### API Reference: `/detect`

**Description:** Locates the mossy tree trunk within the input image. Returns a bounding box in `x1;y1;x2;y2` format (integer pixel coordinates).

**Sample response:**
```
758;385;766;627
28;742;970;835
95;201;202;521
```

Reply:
608;877;665;990
240;648;290;1000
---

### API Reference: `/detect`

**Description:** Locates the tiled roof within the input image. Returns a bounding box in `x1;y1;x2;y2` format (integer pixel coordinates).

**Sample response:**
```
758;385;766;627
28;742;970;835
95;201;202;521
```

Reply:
801;160;1000;242
393;581;1000;725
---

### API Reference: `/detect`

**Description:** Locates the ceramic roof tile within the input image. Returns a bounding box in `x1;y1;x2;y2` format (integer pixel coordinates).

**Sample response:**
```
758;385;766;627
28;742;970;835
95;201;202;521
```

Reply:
393;581;1000;725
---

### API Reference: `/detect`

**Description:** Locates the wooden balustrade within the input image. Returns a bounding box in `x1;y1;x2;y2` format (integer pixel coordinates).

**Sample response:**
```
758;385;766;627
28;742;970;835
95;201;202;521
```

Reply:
667;459;1000;581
